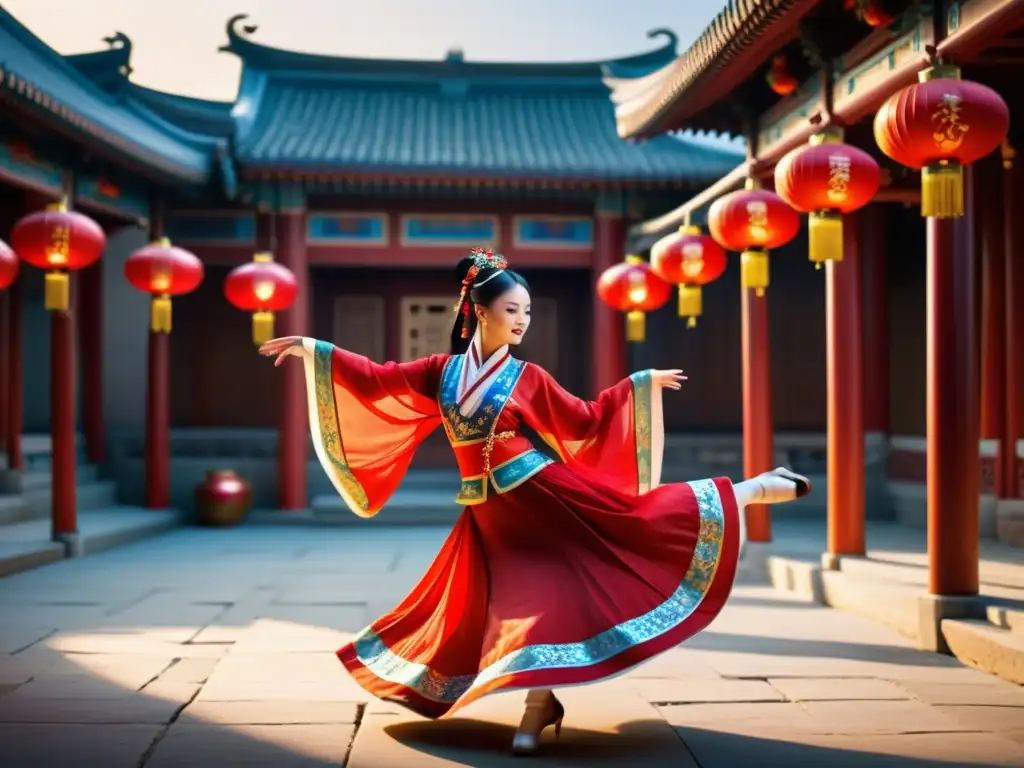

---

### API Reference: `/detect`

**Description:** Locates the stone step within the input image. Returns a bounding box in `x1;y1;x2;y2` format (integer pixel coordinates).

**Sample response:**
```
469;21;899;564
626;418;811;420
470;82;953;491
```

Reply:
0;494;31;526
307;488;460;526
24;480;118;519
941;618;1024;686
0;507;182;578
19;464;100;493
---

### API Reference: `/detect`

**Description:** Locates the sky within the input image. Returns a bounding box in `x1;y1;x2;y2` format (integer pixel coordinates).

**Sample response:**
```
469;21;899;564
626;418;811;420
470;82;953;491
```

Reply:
4;0;743;149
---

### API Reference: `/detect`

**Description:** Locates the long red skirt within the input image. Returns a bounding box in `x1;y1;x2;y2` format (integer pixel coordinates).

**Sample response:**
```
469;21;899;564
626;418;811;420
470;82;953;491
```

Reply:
337;462;740;719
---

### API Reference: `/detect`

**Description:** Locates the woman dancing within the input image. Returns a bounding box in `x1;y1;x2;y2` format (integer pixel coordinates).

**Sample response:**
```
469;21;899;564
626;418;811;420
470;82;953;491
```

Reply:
259;247;810;756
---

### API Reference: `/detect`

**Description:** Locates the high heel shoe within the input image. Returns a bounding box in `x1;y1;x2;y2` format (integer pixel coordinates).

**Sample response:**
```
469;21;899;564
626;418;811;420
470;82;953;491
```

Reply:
511;689;565;756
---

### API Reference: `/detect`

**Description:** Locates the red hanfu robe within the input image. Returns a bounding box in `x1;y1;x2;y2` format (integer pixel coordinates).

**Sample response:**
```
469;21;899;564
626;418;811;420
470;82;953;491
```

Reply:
301;337;740;719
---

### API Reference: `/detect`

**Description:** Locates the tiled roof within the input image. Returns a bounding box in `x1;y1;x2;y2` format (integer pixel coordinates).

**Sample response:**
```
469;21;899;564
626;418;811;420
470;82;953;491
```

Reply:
0;9;218;183
223;17;741;184
613;0;821;140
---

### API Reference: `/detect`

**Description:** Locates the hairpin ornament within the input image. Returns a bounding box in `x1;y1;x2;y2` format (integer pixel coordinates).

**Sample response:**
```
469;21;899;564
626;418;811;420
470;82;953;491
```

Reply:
454;248;508;338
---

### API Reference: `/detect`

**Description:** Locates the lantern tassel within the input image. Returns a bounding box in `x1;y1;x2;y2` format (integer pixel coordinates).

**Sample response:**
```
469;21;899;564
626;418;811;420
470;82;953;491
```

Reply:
741;250;770;295
151;295;172;333
253;311;274;346
922;162;964;218
678;284;702;328
626;310;646;343
808;211;844;267
44;271;69;312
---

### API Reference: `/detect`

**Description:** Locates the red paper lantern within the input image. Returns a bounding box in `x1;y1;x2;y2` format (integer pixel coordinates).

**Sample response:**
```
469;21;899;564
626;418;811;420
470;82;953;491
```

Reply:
0;238;18;291
707;180;800;296
596;255;672;343
874;64;1010;218
650;225;727;328
224;252;298;345
775;127;882;267
766;55;798;97
11;200;105;311
124;238;204;333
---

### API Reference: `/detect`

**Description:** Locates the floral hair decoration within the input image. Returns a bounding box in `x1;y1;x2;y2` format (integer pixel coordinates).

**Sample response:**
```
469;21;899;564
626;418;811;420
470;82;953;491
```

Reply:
455;247;508;338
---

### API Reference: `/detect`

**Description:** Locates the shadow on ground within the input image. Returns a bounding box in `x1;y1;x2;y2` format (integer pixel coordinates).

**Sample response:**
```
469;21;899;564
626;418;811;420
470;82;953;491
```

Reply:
684;631;953;666
385;718;1007;767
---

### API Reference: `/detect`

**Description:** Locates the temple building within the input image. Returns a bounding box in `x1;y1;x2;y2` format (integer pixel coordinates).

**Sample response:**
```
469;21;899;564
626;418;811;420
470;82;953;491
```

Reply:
0;10;742;519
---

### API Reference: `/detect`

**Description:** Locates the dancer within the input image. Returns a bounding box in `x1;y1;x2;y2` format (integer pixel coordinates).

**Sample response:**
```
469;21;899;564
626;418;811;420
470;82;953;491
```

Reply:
259;247;810;756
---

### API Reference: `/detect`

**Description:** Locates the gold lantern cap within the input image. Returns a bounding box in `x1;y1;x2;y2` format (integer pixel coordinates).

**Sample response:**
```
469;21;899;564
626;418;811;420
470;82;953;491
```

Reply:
253;251;274;263
624;254;643;265
809;126;845;145
920;64;960;83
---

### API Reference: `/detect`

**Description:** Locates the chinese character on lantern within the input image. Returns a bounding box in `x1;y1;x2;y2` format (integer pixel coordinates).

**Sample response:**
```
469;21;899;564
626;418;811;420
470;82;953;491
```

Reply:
11;200;105;311
707;180;800;296
596;255;671;343
774;126;881;268
0;238;18;291
124;238;205;333
874;64;1009;218
224;252;298;345
650;224;727;328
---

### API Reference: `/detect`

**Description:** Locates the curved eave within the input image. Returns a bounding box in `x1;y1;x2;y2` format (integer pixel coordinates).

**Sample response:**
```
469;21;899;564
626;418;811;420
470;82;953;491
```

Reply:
219;14;679;80
0;65;213;185
615;0;821;140
125;83;236;138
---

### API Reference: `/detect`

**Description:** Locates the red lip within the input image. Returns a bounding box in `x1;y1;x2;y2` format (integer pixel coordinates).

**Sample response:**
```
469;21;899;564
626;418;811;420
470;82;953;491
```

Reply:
512;330;523;335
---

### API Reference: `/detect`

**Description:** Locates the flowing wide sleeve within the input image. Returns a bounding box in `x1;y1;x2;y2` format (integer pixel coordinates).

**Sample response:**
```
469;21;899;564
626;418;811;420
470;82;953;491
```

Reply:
516;363;664;496
301;338;445;517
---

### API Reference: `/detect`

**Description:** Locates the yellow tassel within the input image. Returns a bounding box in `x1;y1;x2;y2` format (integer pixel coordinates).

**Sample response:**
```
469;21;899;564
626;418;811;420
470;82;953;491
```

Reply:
741;250;770;293
687;316;697;328
626;310;645;343
678;284;702;327
253;311;274;345
151;295;172;333
808;211;843;266
44;271;69;312
921;161;964;218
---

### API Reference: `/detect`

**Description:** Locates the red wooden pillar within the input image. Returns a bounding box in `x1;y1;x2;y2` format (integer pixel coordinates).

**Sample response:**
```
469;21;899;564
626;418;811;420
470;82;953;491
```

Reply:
6;275;22;470
926;165;980;596
592;196;627;396
276;196;309;509
145;210;170;509
78;259;104;465
51;276;78;542
861;205;890;436
1005;143;1023;499
979;156;1007;496
827;210;866;555
742;287;773;542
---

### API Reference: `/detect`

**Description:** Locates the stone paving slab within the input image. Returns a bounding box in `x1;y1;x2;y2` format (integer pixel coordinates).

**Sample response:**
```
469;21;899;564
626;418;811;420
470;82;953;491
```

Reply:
147;723;358;768
0;525;1022;766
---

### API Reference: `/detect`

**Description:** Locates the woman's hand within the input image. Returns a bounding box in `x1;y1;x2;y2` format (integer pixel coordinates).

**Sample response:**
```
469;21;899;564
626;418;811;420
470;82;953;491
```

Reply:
651;369;687;391
258;336;306;367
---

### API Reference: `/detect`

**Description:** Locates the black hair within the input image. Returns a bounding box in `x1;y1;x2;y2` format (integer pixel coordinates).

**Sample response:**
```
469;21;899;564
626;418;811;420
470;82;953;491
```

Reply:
449;256;530;354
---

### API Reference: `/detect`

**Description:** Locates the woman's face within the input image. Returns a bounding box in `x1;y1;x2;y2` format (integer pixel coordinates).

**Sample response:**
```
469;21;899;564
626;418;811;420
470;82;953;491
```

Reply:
477;283;531;347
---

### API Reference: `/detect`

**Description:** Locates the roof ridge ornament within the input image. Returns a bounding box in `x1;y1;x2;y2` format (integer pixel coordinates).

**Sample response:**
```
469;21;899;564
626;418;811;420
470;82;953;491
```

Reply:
645;28;678;54
224;13;259;50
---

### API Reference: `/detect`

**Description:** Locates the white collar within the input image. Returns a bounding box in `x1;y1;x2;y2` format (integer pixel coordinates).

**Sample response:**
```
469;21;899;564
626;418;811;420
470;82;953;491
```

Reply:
456;326;510;414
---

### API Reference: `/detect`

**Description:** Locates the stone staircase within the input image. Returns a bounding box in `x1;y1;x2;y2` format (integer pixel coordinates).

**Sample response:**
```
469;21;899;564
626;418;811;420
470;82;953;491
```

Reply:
0;434;179;577
942;605;1024;686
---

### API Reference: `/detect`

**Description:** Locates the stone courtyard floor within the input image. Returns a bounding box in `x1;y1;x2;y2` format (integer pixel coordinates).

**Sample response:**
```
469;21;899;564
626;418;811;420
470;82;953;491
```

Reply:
0;525;1023;767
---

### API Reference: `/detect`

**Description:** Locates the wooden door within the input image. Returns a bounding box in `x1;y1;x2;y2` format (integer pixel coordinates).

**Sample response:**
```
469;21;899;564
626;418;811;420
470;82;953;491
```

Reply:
333;295;385;362
400;296;452;362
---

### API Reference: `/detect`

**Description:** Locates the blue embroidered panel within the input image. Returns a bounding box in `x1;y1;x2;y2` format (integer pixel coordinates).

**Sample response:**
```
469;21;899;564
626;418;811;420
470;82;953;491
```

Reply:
491;449;553;491
308;214;387;243
402;215;496;246
515;217;593;248
438;355;525;445
165;213;256;244
0;137;63;192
